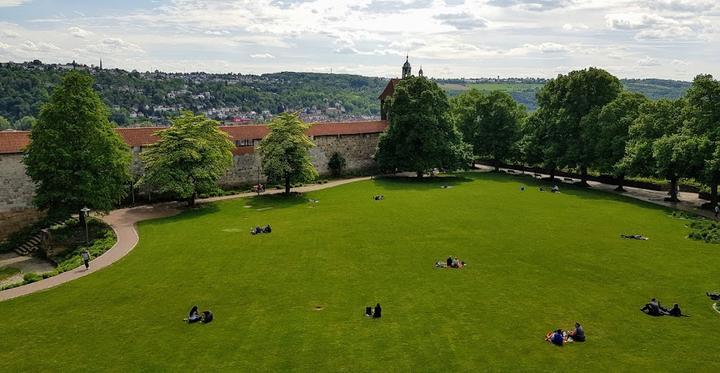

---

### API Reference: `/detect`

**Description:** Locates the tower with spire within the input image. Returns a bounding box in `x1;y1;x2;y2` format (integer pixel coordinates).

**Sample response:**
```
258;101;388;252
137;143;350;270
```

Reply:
418;66;423;77
402;55;411;79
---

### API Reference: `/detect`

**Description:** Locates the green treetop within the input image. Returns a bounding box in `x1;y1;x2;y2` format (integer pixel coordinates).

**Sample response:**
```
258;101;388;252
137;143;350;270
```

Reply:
375;76;472;177
258;112;318;195
24;70;131;220
452;89;525;171
138;111;234;206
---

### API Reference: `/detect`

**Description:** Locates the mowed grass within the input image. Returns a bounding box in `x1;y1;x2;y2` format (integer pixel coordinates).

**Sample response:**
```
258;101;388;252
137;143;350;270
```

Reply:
1;172;719;372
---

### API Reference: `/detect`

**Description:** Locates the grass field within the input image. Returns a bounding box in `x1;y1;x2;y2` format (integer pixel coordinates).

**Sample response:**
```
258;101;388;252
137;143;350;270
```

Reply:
1;172;719;371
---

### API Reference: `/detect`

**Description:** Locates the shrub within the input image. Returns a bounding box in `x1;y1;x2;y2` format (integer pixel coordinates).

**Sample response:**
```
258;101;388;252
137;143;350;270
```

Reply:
23;273;42;283
54;229;116;273
688;220;720;244
328;152;346;177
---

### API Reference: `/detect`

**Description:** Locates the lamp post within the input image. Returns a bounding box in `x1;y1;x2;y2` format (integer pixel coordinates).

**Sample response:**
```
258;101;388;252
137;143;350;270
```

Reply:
81;207;91;245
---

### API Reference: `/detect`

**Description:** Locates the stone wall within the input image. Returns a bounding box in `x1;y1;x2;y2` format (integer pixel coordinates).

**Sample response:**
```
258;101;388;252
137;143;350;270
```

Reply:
0;154;44;239
0;132;381;238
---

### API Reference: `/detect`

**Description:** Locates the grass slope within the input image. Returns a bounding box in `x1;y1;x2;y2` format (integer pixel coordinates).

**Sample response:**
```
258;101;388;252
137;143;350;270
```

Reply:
1;173;719;371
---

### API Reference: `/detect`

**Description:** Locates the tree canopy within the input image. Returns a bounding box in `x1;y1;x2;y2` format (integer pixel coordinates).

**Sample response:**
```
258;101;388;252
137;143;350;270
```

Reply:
23;70;131;219
536;67;622;184
258;112;318;194
375;76;472;177
452;89;525;170
137;111;234;205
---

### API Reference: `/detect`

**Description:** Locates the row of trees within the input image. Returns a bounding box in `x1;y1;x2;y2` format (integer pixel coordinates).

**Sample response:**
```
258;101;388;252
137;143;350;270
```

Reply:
25;71;319;222
376;71;719;205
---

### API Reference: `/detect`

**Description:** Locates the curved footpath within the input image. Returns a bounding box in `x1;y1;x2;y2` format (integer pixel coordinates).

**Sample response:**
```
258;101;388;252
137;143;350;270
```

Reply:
0;177;370;302
1;171;715;302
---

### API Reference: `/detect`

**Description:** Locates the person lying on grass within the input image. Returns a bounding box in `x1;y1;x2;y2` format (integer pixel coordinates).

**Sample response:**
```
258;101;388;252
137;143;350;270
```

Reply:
621;234;649;240
545;329;566;346
707;292;720;301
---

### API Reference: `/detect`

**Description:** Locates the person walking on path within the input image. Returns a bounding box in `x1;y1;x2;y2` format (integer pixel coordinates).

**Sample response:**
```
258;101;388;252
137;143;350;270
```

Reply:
715;204;719;219
81;250;91;270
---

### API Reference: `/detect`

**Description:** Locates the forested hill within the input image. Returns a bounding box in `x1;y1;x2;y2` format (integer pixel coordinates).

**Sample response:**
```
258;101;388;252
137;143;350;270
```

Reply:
0;61;691;127
0;62;388;126
438;78;691;111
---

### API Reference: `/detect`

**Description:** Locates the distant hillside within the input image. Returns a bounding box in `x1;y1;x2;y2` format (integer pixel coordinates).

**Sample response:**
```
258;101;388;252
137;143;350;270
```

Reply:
0;61;388;126
438;78;691;111
0;61;692;127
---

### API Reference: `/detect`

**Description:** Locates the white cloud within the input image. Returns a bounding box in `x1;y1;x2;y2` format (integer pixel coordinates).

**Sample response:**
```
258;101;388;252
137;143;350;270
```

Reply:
562;23;588;31
0;0;30;7
68;26;93;38
637;56;660;67
250;53;275;59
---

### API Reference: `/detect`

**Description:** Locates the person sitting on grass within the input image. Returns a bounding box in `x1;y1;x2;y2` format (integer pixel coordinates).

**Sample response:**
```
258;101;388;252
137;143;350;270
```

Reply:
373;195;385;201
568;323;585;342
262;225;272;233
641;298;669;316
185;305;202;323
446;256;453;267
551;185;560;193
545;329;565;346
373;303;382;319
707;292;720;301
365;306;373;317
668;304;686;317
201;310;214;323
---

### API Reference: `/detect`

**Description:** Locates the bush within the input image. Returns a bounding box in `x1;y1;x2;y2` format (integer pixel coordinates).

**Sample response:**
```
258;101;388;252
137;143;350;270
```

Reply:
54;229;116;273
688;220;720;244
23;273;42;283
328;152;346;177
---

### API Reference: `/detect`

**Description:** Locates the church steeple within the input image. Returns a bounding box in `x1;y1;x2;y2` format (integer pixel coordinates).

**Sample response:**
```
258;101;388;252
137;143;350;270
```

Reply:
402;55;411;79
418;65;423;77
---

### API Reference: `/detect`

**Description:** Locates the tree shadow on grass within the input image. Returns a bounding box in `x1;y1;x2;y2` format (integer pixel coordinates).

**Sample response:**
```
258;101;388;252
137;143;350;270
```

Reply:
234;193;309;210
373;174;475;191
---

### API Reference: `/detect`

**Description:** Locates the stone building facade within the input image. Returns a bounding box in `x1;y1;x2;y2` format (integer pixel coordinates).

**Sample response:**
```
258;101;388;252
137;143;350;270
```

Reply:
0;121;386;240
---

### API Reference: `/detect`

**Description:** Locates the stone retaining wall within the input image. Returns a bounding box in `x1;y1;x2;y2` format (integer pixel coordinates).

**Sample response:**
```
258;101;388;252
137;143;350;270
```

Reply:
0;132;380;238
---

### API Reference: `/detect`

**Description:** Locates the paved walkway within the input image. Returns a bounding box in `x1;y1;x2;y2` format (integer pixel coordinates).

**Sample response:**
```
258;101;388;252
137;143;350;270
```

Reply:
0;177;369;302
478;165;716;220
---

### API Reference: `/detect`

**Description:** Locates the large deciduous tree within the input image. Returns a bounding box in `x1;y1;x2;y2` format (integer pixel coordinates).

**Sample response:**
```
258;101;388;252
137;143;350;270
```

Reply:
138;111;234;206
376;76;472;177
24;71;131;222
258;112;318;195
684;74;720;205
591;92;649;191
452;89;525;171
537;67;622;185
622;99;706;202
0;115;10;130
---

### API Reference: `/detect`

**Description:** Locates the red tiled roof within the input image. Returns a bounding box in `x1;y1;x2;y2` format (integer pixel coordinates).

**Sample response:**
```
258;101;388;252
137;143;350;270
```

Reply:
0;120;388;154
378;79;400;100
0;131;31;154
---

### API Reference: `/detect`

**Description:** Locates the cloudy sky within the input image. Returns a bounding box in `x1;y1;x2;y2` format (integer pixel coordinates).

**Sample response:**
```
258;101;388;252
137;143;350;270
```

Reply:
0;0;718;80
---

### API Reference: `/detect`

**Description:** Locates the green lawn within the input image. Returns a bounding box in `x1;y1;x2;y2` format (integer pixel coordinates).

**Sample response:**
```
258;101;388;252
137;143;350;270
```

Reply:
1;173;719;371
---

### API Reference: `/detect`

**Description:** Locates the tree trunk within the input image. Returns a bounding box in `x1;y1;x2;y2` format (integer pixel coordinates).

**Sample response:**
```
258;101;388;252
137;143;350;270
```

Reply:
417;170;423;178
614;174;626;192
668;176;679;202
78;208;86;226
579;165;589;187
711;179;718;206
188;191;196;206
494;159;500;172
549;168;556;182
285;172;291;195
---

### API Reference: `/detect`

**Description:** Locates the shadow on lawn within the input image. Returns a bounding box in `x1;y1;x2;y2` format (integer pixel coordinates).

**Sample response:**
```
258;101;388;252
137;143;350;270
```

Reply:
373;174;475;191
237;193;309;210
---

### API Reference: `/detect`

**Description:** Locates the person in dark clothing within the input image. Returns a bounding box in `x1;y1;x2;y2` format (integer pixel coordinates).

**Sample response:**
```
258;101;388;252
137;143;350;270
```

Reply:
185;305;202;323
668;304;684;317
715;205;719;218
570;323;585;342
81;250;90;270
550;329;564;346
373;303;382;318
446;257;453;267
263;225;272;233
641;298;661;316
365;306;373;317
707;292;720;301
201;310;214;323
